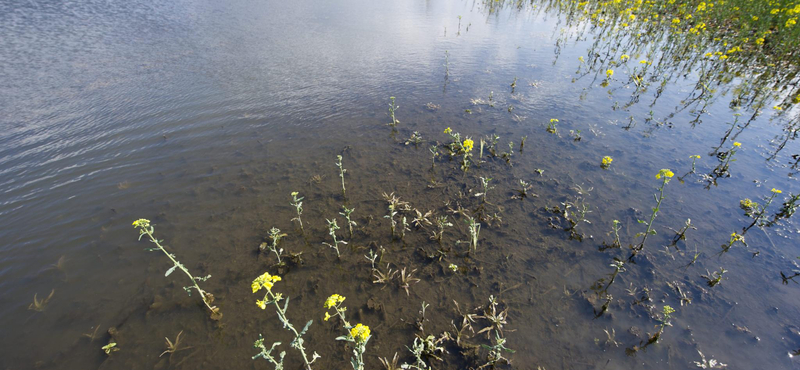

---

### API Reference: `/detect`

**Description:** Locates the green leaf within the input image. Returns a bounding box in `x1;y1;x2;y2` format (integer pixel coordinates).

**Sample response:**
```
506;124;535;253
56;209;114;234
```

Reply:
165;265;177;277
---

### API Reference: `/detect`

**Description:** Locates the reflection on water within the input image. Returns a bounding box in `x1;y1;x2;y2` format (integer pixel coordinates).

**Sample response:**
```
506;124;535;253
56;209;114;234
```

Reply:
2;0;800;369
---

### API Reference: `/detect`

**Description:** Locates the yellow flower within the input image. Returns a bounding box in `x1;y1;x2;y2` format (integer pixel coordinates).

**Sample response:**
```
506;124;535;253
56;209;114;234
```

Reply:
252;272;281;293
324;312;332;321
444;127;452;134
752;16;759;21
733;142;741;147
579;56;585;62
671;18;680;24
550;118;559;123
350;323;371;343
132;219;150;228
256;300;267;310
620;54;630;61
463;139;474;152
602;156;613;166
655;169;674;179
606;69;614;79
787;17;797;28
774;105;783;111
772;188;783;194
691;155;701;159
324;294;346;309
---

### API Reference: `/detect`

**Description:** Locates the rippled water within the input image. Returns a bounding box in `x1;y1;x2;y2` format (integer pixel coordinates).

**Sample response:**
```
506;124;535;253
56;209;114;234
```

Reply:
2;0;800;369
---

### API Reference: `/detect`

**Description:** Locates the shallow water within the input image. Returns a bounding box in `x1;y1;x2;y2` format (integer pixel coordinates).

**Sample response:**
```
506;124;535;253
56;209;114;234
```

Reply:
2;0;800;369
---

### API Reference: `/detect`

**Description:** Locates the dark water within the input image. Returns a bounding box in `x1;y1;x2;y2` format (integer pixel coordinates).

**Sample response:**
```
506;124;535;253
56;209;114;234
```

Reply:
2;0;800;369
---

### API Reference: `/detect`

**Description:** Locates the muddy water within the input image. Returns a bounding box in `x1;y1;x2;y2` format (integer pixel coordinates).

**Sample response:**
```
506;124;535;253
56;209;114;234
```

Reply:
1;0;799;369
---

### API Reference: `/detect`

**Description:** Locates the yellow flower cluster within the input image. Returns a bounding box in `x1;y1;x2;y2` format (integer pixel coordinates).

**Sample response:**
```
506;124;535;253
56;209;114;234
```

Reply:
740;198;758;210
602;156;613;166
733;142;742;147
324;294;346;309
252;272;281;293
730;232;745;243
463;139;474;152
132;219;150;228
772;188;783;194
444;127;452;134
655;169;674;179
606;69;614;78
350;323;371;343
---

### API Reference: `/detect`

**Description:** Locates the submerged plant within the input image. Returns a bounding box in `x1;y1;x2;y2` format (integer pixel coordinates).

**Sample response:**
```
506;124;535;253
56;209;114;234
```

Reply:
702;267;727;287
479;333;515;369
512;179;534;199
405;131;423;146
323;294;372;370
290;192;305;231
546;118;559;134
629;169;673;262
388;97;400;127
132;219;221;320
466;216;481;253
262;227;287;264
160;330;191;359
28;289;55;312
431;215;453;245
252;272;320;369
519;135;527;151
336;155;347;197
719;231;746;255
600;220;622;250
693;350;727;369
398;267;421;296
322;218;346;257
477;177;494;203
102;342;119;356
339;206;357;238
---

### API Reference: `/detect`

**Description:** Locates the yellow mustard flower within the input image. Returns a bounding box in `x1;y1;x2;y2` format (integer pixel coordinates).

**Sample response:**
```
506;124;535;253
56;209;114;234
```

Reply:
787;17;797;28
655;169;674;179
691;155;701;159
324;312;332;321
324;294;346;309
550;118;559;123
350;323;371;343
620;54;630;61
256;300;267;310
772;188;783;194
252;272;281;293
606;69;614;79
733;142;741;147
602;156;613;166
463;139;474;152
579;56;585;62
444;127;452;134
774;105;783;111
132;219;150;228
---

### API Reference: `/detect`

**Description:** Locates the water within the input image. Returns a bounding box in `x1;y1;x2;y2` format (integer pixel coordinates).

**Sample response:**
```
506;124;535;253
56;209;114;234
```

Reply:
2;0;800;369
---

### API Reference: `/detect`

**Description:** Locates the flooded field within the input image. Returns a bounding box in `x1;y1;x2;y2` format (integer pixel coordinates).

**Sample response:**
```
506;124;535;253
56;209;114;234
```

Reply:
2;0;800;369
